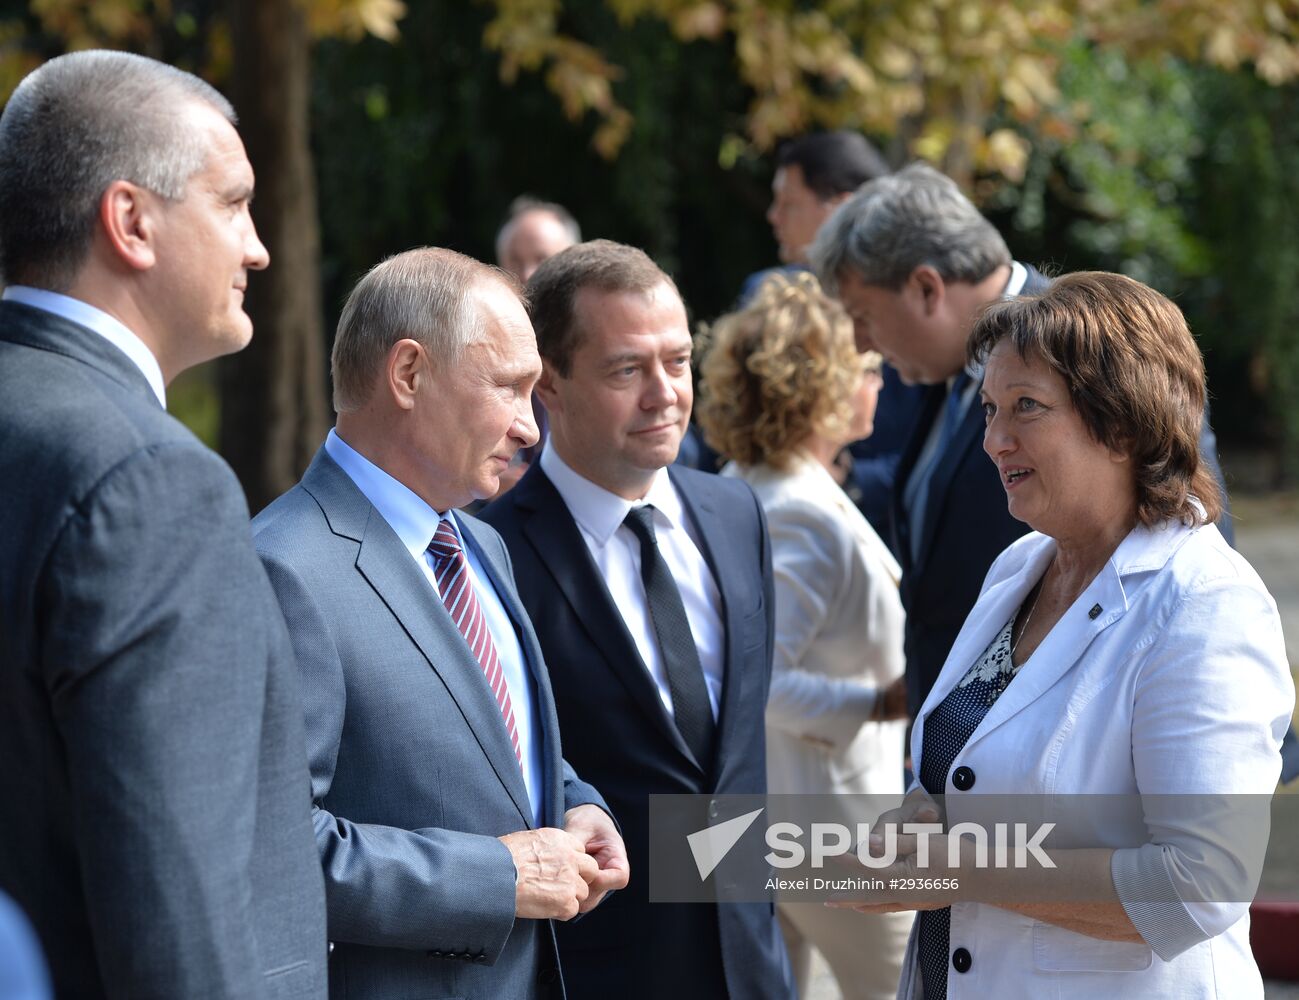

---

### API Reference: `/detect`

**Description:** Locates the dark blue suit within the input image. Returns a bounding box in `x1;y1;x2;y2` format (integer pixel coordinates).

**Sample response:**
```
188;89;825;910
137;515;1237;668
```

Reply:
481;463;794;1000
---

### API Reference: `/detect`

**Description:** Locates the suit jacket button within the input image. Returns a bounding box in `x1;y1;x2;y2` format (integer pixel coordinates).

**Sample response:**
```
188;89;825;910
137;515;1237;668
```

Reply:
952;766;975;791
538;966;559;984
952;947;972;973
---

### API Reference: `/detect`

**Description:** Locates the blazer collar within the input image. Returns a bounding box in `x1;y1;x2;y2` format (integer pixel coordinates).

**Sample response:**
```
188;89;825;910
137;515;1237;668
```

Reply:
917;519;1196;758
669;466;756;783
0;299;160;406
302;448;535;824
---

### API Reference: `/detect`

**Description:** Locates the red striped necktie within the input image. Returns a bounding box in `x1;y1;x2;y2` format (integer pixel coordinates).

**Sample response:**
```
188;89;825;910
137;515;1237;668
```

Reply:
427;518;522;767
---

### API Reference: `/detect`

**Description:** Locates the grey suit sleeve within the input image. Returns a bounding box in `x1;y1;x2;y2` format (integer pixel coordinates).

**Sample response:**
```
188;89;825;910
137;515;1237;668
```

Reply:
40;444;268;999
258;551;520;958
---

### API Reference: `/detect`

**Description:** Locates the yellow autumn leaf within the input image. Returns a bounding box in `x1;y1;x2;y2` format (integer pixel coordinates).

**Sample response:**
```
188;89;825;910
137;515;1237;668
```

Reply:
1205;25;1243;67
672;2;725;41
356;0;406;42
984;128;1030;182
914;120;953;163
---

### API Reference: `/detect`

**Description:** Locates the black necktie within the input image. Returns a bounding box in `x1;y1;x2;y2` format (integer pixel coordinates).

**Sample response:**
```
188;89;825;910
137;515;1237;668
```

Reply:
622;505;716;770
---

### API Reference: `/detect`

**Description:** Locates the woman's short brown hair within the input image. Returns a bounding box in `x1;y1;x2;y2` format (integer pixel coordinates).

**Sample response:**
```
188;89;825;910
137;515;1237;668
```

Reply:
968;271;1222;529
697;272;865;470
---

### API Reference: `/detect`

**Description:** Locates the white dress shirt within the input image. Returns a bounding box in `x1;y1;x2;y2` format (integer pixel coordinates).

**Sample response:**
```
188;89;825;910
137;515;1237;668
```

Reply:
2;285;167;407
325;429;544;824
540;442;724;722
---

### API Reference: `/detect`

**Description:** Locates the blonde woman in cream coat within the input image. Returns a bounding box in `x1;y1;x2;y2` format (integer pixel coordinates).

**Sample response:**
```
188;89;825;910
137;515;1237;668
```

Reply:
699;273;912;1000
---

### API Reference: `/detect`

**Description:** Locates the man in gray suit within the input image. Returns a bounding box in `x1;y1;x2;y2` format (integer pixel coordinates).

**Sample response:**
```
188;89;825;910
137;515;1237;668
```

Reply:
253;247;628;999
0;52;326;997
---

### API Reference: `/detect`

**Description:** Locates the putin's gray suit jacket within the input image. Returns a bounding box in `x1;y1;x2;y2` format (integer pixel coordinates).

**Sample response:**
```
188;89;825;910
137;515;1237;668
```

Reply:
0;300;327;998
253;448;609;1000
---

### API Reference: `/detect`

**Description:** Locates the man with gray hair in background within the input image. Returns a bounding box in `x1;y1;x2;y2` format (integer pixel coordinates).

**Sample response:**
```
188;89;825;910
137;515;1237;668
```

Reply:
496;196;583;284
494;196;584;488
809;162;1233;719
0;51;326;997
253;247;626;999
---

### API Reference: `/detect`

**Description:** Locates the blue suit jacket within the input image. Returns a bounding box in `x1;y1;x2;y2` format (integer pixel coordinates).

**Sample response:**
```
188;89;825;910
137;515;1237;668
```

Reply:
481;463;795;1000
0;302;326;998
891;265;1237;716
253;449;608;1000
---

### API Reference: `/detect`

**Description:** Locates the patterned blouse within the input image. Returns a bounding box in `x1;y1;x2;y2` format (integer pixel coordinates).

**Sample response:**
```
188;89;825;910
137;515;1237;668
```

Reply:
916;615;1022;998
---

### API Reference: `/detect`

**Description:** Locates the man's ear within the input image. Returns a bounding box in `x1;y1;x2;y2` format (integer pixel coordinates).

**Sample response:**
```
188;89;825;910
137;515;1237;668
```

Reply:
386;338;427;411
910;264;946;317
535;361;563;413
98;181;158;272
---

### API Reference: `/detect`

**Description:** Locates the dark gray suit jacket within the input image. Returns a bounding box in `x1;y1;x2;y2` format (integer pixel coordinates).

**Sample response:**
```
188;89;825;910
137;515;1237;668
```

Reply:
0;301;327;998
253;448;608;1000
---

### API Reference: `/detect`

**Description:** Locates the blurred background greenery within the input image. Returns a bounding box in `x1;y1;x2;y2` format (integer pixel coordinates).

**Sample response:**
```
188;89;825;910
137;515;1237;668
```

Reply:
1;0;1296;508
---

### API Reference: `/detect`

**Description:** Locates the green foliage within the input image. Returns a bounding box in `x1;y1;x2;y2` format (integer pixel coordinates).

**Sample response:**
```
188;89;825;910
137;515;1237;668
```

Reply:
310;1;774;331
987;53;1299;480
989;47;1209;289
1188;70;1299;482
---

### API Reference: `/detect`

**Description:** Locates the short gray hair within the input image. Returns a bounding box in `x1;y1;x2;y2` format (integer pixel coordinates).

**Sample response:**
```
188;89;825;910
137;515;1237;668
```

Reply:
809;162;1010;295
0;50;236;290
331;247;521;412
494;196;582;262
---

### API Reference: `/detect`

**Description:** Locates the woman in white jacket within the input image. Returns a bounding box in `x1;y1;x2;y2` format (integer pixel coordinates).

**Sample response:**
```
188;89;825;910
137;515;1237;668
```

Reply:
698;272;912;1000
837;272;1293;999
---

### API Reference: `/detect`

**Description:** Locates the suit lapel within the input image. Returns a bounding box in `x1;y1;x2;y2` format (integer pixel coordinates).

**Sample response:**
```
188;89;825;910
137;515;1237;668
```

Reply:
669;468;749;767
915;389;986;573
303;452;533;826
913;534;1130;760
892;386;945;573
967;565;1127;752
514;467;702;771
459;515;566;826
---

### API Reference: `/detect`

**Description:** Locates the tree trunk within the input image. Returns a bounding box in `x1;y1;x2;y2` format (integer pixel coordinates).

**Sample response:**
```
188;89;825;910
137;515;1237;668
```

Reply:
221;0;329;514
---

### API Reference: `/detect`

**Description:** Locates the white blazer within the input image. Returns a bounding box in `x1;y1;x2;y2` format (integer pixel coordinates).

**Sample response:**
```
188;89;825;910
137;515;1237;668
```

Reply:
726;455;906;797
897;517;1294;999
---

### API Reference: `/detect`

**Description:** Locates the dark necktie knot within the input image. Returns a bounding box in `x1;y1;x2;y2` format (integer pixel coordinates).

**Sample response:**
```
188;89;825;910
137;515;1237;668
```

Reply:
622;504;659;546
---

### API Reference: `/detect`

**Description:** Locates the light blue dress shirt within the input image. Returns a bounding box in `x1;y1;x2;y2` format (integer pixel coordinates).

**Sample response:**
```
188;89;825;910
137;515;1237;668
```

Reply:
2;286;167;407
0;892;50;1000
325;429;544;825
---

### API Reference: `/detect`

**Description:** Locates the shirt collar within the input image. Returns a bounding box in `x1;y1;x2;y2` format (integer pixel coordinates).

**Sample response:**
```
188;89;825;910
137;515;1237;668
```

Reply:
1003;260;1029;298
540;440;686;547
325;428;453;558
2;285;167;407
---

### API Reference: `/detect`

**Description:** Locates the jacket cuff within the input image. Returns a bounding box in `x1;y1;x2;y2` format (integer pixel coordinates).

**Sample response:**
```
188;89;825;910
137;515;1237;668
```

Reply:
1111;845;1207;961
